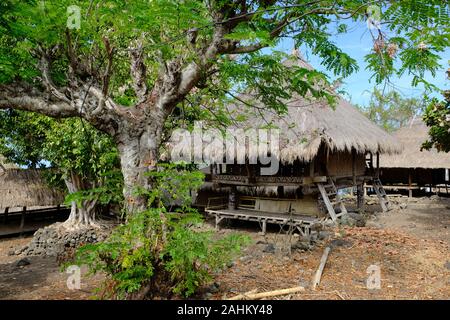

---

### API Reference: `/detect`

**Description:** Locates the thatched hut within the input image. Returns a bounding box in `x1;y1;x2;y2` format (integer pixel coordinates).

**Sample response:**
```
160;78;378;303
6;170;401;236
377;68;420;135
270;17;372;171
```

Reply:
0;157;65;225
380;118;450;197
0;168;65;209
171;55;402;235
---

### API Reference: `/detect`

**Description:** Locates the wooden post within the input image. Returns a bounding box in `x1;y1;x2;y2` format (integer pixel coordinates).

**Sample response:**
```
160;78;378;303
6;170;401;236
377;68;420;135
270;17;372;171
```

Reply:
309;160;315;177
352;149;356;195
19;206;26;234
408;169;413;198
215;215;222;230
228;186;237;210
277;186;284;197
261;219;267;235
357;183;365;213
3;207;9;224
376;152;380;178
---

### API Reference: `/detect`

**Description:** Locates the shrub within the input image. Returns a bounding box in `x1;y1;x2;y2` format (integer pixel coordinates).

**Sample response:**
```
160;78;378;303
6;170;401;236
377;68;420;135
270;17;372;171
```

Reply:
69;164;249;299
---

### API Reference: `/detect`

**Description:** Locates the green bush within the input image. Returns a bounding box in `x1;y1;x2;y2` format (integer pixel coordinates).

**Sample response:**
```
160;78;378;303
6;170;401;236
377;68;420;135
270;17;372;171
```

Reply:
70;164;250;299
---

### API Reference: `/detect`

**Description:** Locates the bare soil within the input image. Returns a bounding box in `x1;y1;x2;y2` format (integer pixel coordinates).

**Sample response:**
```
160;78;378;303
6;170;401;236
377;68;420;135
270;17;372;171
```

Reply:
0;197;449;300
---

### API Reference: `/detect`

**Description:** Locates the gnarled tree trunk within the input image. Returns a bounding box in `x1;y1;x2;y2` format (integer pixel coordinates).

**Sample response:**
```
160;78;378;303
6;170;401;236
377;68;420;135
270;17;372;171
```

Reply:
63;171;99;230
115;117;164;214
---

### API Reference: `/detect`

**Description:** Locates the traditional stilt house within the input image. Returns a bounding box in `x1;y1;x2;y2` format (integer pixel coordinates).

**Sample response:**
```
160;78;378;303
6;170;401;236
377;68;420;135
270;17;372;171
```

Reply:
0;157;65;231
188;56;402;236
379;118;450;197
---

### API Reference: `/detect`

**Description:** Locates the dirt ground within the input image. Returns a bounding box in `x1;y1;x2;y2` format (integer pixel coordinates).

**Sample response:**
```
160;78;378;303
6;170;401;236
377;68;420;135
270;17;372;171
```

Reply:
0;196;449;300
0;237;103;299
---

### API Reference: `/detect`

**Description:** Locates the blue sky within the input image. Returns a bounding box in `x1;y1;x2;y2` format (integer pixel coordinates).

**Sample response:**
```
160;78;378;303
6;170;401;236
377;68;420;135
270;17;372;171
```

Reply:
275;20;449;107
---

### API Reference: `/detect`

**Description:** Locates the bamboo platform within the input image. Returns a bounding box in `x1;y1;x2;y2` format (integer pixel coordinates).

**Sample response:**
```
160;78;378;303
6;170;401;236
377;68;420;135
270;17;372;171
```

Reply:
205;207;323;237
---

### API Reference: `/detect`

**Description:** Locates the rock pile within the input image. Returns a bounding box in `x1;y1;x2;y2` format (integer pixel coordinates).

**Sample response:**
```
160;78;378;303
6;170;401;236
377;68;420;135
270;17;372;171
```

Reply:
14;223;111;257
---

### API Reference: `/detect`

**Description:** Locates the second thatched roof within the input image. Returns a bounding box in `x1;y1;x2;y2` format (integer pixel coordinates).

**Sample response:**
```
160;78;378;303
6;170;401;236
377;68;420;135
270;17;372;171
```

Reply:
380;118;450;169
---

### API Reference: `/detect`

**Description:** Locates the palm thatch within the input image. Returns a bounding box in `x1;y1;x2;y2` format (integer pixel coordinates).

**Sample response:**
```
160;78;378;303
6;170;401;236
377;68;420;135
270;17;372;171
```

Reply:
381;118;450;169
202;56;402;163
0;168;65;208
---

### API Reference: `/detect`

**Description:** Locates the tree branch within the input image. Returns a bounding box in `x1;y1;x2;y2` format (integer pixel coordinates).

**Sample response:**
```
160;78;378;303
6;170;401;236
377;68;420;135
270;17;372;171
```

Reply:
102;36;114;96
0;86;78;118
129;39;148;102
36;47;72;104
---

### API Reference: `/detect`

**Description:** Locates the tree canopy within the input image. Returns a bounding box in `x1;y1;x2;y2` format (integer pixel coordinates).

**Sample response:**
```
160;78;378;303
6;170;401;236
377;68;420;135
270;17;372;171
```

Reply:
357;88;424;132
422;85;450;152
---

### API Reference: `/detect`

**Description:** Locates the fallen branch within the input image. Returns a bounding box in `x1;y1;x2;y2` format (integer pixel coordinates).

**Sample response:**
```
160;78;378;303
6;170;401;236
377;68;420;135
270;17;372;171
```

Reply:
312;246;331;290
228;286;305;300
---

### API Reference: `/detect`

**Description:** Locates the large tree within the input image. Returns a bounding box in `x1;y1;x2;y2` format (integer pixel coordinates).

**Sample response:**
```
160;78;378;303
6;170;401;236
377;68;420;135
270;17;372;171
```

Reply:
0;0;449;213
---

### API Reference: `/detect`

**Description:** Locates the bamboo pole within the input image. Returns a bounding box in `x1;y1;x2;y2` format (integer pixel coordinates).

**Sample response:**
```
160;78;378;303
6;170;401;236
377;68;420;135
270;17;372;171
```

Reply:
312;246;331;290
228;286;305;300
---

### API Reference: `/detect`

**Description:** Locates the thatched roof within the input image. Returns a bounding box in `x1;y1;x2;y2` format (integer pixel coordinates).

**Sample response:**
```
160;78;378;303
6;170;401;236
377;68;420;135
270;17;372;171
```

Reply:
380;118;450;169
0;168;65;208
222;57;401;163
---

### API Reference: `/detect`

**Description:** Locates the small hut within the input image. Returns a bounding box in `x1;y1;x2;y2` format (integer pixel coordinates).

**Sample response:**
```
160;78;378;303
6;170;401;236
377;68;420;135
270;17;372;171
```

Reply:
174;56;402;235
0;157;65;229
380;118;450;197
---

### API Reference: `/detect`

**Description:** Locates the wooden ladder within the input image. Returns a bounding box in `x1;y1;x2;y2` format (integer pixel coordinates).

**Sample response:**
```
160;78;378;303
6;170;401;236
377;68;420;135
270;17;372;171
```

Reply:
317;177;348;222
372;177;391;212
